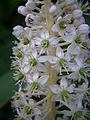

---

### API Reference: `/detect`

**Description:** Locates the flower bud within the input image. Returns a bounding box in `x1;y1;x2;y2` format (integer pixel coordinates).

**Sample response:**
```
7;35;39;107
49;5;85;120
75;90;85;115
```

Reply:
25;0;35;11
13;25;23;31
73;9;83;19
49;5;59;16
18;6;29;16
78;24;89;34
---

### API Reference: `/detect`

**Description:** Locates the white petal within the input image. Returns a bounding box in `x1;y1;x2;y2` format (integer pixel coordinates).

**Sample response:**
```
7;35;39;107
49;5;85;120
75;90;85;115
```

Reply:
49;37;58;46
33;72;39;80
67;84;75;93
31;40;35;48
38;56;49;62
50;85;60;94
39;75;49;85
67;43;81;55
67;72;79;80
64;14;72;23
40;30;49;39
34;37;42;45
56;47;64;58
52;24;58;32
23;65;30;73
37;63;47;72
60;77;68;88
62;31;76;43
57;16;62;22
32;49;37;58
69;63;80;71
13;25;23;31
29;99;34;106
48;56;58;64
75;57;83;68
34;108;41;115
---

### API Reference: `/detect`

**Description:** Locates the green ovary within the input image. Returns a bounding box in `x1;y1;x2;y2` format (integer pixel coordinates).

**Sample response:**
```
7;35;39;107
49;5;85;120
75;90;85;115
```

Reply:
75;36;81;44
23;105;32;115
31;81;40;90
16;71;24;80
79;68;86;77
59;21;67;29
16;50;23;58
41;39;49;48
29;58;37;67
74;111;82;120
60;89;69;101
23;38;30;45
59;58;67;67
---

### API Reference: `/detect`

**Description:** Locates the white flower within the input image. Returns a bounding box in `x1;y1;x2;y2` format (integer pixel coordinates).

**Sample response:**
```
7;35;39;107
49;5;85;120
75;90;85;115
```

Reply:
52;15;76;43
49;47;68;75
50;77;75;102
12;91;26;108
34;30;58;54
18;99;41;118
12;26;33;45
21;49;48;73
68;56;88;81
25;14;40;26
66;42;81;62
60;99;87;120
26;72;49;93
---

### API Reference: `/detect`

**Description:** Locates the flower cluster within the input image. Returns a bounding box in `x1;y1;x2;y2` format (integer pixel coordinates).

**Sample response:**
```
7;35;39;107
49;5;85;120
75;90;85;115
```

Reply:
12;0;90;120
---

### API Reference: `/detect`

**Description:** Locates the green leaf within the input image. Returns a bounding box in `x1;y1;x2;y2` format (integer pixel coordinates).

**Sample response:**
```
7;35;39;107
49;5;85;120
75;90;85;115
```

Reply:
0;71;17;108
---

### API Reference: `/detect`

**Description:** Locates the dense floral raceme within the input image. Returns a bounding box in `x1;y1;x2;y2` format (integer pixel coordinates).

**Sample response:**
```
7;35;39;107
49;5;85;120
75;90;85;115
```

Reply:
12;0;90;120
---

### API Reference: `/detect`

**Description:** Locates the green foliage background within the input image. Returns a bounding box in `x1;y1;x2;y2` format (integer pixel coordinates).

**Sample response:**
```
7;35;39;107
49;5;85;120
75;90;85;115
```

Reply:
0;0;89;120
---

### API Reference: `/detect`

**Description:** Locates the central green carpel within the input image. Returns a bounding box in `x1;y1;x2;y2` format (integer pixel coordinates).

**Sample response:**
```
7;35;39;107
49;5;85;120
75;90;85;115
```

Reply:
41;39;49;48
23;105;32;115
16;71;24;80
79;68;86;77
82;42;88;49
60;89;69;101
31;81;40;90
74;111;82;120
59;21;67;29
75;36;81;44
29;58;37;67
16;50;23;58
59;58;67;66
85;58;90;64
15;93;20;100
23;38;30;45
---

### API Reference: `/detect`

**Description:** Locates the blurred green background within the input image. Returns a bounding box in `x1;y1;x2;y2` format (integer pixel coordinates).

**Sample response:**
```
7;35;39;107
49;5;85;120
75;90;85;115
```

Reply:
0;0;25;119
0;0;90;120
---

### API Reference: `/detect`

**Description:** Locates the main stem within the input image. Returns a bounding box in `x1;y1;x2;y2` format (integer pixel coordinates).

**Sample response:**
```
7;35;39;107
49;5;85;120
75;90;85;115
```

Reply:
44;0;57;120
